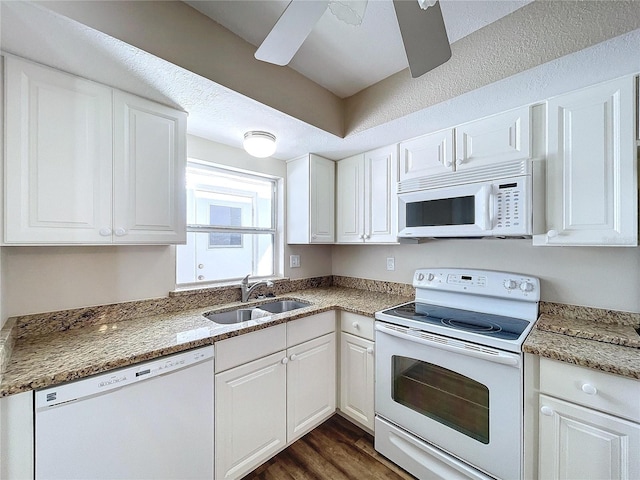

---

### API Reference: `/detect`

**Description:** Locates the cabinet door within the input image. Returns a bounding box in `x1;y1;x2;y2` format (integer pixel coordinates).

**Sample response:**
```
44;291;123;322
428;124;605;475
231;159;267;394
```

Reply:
4;56;113;243
538;395;640;480
286;333;336;443
215;351;287;480
365;145;398;243
399;128;454;181
537;77;637;246
340;333;374;431
336;154;365;243
309;154;335;243
455;106;531;170
113;91;186;244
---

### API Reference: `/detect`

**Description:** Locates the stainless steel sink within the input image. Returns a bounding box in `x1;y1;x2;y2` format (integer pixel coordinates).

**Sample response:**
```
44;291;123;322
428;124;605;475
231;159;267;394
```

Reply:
258;300;311;314
203;299;311;324
204;308;254;324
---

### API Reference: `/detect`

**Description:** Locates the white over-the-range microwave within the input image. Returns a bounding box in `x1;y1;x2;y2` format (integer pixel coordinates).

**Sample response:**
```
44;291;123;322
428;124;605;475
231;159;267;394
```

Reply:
397;159;541;238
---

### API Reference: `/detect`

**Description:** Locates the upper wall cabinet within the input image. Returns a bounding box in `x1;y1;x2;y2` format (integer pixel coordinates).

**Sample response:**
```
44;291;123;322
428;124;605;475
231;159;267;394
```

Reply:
3;56;187;245
337;144;398;244
533;76;637;246
399;106;531;183
286;153;335;244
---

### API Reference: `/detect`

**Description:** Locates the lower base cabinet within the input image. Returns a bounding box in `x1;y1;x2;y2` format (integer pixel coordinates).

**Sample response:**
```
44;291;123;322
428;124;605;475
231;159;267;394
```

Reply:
536;357;640;480
538;395;640;480
215;312;336;480
338;312;375;431
340;332;374;430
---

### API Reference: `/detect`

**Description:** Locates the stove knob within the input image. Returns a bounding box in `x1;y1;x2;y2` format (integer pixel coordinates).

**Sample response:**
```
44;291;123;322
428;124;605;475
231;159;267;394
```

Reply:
417;273;425;281
503;279;518;290
426;273;435;281
519;281;534;292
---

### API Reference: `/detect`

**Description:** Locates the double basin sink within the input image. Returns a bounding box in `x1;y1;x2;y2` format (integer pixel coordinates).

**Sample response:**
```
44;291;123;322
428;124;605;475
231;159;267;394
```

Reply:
204;299;311;325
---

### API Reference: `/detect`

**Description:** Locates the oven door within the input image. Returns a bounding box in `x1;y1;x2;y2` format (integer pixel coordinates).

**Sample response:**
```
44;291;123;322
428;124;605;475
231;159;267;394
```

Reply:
397;182;491;237
375;322;523;480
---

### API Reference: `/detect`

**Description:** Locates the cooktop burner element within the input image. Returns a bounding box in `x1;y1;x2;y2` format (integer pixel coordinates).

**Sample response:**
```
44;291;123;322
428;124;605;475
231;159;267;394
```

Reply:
381;302;527;341
375;268;540;352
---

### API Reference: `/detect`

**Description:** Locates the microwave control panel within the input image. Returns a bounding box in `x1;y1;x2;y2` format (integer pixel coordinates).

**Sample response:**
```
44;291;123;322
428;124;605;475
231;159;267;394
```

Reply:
493;180;528;233
493;182;527;231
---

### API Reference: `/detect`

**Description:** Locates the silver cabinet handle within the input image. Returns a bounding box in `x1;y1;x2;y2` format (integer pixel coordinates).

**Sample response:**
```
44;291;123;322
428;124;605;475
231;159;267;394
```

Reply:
581;383;598;395
114;228;127;237
289;354;298;361
366;347;374;355
281;357;289;365
99;227;112;236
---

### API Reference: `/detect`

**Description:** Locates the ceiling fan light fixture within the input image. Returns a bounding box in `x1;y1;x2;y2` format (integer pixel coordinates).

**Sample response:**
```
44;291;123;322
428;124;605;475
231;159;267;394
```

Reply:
417;0;437;10
328;0;368;26
243;131;277;158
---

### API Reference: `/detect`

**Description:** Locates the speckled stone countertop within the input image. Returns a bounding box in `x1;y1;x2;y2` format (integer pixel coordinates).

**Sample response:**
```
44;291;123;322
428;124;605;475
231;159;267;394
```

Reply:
523;304;640;380
0;286;411;397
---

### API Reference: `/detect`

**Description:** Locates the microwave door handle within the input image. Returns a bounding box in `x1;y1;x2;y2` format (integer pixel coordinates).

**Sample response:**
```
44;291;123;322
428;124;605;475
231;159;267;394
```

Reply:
477;186;492;230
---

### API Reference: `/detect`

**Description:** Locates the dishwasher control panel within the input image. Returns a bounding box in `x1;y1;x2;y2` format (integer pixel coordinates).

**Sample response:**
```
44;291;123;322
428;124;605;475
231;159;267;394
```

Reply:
35;346;214;409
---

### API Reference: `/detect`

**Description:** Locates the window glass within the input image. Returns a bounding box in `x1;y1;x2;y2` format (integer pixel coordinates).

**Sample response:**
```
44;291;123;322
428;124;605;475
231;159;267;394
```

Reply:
176;162;278;285
392;356;489;444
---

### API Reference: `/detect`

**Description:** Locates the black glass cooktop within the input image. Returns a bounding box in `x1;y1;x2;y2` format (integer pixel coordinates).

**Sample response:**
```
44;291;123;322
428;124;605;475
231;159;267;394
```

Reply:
381;302;530;340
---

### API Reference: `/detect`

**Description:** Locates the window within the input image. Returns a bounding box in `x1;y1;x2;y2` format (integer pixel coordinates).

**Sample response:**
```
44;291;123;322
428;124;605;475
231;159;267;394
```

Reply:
176;161;279;285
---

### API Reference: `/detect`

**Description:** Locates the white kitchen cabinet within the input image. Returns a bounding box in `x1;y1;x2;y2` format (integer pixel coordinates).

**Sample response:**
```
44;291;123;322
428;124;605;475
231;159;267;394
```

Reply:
112;91;186;244
3;55;186;245
534;76;637;246
398;128;454;181
339;312;374;431
336;145;398;243
287;332;336;443
454;106;531;170
537;358;640;480
215;311;336;479
286;154;335;244
215;351;288;480
538;395;640;480
397;107;531;187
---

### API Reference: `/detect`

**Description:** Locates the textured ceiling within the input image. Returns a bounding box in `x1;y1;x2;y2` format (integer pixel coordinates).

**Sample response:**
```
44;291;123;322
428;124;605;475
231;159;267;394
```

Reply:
2;1;639;161
185;0;533;98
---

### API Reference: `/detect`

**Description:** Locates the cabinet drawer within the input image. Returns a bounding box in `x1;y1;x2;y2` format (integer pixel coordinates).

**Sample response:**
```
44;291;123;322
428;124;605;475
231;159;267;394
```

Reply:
340;312;374;341
540;357;640;422
287;311;336;347
215;324;286;373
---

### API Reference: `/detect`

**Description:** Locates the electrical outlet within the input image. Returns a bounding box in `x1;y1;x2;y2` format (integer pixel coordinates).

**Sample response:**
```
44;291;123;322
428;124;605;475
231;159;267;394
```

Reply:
386;257;395;271
290;255;301;268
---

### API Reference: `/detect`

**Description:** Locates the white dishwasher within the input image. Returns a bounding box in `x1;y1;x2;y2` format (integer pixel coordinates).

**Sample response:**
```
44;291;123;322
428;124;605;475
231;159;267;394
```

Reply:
35;345;214;480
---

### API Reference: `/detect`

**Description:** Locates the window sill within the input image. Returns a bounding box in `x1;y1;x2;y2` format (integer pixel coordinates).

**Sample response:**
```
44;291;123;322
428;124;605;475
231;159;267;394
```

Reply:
170;276;289;297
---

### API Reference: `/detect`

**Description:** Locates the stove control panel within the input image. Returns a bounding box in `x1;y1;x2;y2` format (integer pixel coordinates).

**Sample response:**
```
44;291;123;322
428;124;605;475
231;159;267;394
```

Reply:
413;268;540;301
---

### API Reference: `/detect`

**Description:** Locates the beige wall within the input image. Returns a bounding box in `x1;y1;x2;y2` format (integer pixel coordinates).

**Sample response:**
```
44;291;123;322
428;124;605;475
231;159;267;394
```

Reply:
0;137;332;323
332;241;640;313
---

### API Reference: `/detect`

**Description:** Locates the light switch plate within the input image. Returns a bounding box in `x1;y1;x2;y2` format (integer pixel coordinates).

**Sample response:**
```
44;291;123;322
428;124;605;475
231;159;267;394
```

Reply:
290;255;301;268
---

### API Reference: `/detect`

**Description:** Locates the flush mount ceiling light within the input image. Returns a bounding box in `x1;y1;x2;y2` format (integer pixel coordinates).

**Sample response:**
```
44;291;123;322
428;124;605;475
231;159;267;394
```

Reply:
243;131;276;158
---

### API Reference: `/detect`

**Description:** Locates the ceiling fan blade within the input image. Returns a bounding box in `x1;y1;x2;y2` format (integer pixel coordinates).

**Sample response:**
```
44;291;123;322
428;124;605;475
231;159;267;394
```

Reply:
255;0;330;66
392;0;452;78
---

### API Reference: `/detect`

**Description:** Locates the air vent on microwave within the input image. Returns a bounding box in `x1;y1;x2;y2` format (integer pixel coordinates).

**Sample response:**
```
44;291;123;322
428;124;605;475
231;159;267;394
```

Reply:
398;159;530;194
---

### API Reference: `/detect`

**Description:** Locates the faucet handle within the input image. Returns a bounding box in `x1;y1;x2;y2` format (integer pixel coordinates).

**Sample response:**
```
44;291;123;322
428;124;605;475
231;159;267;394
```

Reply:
267;280;274;287
241;274;251;285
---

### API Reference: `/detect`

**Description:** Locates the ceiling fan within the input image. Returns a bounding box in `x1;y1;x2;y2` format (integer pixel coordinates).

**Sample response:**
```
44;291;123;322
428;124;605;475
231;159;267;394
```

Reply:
254;0;452;78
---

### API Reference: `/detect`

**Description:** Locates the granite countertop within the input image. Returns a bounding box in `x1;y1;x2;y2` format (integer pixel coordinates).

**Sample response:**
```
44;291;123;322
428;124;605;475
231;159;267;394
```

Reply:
523;313;640;380
0;286;411;397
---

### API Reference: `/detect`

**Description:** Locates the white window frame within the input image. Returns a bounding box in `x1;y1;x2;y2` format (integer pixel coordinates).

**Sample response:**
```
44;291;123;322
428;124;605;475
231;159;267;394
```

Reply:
177;160;283;287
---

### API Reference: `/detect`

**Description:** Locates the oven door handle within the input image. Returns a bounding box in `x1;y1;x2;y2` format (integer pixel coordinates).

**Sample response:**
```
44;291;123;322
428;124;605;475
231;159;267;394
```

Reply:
375;323;521;367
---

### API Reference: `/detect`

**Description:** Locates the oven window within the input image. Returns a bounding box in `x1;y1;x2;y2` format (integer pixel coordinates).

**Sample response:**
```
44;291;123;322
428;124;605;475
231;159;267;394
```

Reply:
392;356;489;444
406;196;475;227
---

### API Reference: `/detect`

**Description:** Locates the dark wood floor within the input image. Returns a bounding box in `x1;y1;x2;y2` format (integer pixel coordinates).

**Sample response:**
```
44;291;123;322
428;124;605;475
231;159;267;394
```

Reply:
242;415;416;480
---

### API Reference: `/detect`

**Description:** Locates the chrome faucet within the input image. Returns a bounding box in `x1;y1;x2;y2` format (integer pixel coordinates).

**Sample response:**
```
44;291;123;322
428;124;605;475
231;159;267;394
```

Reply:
240;274;274;302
